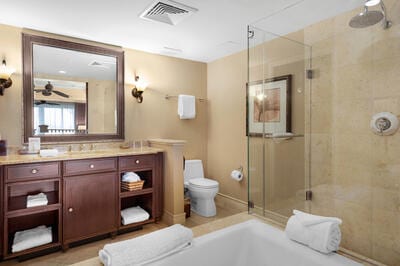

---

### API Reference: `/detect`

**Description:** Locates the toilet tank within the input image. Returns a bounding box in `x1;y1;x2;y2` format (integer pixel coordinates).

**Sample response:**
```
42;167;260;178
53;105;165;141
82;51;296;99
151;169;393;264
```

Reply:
184;159;205;182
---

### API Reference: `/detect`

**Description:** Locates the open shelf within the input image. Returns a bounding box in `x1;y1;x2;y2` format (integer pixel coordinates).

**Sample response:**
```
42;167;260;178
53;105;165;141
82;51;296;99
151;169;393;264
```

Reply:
6;203;61;218
120;170;153;193
119;194;153;229
120;188;153;198
5;209;60;258
119;218;155;231
6;179;60;214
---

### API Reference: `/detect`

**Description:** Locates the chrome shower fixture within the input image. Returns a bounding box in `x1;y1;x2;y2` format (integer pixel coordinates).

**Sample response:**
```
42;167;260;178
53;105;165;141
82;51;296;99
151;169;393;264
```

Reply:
349;0;391;29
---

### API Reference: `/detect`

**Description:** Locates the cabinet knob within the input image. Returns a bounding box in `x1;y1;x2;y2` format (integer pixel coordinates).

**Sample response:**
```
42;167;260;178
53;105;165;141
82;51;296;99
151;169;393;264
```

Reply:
68;207;73;213
31;169;38;174
89;164;95;169
135;160;140;164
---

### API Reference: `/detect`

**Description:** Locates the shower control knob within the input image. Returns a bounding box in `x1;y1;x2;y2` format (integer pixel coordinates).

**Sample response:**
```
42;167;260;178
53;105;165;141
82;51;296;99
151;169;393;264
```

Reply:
370;112;399;136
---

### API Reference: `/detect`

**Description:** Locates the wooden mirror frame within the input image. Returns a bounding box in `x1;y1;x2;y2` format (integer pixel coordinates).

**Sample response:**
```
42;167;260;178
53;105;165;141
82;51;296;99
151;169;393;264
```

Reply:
22;33;125;143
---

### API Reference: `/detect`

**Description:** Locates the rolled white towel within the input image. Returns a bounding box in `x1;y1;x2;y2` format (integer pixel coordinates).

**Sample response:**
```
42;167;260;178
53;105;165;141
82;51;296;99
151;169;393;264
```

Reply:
121;206;150;225
122;172;141;182
27;192;48;208
285;210;342;254
12;225;52;253
99;224;193;266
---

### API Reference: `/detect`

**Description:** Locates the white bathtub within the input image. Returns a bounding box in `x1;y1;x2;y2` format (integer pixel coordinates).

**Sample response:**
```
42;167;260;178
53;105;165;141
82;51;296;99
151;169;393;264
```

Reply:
149;219;362;266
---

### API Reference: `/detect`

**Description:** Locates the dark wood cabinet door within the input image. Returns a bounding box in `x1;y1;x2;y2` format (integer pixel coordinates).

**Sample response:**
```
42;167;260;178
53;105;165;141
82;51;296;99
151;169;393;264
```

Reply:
63;172;117;242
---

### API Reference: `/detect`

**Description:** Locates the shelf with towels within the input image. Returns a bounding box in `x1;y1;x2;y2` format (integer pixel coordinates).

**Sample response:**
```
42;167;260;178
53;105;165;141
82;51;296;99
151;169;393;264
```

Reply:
120;188;153;198
165;95;206;102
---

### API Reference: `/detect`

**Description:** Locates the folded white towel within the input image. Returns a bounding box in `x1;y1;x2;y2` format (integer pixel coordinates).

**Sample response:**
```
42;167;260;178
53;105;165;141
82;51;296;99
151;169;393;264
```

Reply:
12;225;52;253
121;206;150;225
285;210;342;254
122;172;141;182
178;94;196;119
99;224;193;266
27;192;48;208
39;149;58;157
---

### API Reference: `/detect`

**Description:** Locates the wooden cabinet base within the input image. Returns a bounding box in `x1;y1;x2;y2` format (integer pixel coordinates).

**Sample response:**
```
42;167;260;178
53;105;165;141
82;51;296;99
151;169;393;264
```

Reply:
0;152;163;261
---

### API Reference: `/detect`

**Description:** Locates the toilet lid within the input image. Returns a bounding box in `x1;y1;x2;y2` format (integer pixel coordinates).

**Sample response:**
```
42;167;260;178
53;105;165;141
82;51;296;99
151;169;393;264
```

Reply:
189;178;219;188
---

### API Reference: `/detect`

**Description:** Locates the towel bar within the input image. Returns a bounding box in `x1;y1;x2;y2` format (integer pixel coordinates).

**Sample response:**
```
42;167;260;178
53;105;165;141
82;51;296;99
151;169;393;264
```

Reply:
165;95;206;102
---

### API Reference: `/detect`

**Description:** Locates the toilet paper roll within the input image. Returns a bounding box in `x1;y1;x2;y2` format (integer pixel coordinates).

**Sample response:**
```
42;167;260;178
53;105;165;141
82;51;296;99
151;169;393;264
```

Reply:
231;170;243;182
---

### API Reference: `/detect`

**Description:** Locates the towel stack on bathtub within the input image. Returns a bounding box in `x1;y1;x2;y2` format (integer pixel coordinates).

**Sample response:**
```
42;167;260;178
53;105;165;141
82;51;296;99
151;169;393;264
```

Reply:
285;210;342;254
99;224;193;266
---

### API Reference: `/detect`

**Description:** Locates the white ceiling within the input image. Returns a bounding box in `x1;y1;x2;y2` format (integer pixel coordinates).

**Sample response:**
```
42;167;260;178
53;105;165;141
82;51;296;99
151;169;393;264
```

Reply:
0;0;364;62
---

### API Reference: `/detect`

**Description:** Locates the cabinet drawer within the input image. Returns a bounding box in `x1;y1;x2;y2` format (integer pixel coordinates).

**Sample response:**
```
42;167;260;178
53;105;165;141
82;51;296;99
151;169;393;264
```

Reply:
64;158;117;176
119;155;154;170
5;162;61;182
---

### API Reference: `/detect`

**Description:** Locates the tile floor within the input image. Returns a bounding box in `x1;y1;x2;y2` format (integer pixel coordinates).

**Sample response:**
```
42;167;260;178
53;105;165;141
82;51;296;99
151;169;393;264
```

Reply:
0;204;242;266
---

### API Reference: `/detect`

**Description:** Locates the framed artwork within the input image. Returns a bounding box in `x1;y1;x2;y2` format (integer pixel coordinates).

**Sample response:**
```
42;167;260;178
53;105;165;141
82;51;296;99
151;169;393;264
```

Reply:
246;75;292;136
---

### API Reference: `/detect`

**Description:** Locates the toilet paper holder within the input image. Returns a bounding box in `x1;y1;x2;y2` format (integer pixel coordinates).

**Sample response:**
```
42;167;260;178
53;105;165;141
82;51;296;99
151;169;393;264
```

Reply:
237;166;243;172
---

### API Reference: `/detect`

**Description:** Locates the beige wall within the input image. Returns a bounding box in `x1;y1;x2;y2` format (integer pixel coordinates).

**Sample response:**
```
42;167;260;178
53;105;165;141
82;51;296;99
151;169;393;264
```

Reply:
87;79;116;134
0;25;207;165
206;50;248;201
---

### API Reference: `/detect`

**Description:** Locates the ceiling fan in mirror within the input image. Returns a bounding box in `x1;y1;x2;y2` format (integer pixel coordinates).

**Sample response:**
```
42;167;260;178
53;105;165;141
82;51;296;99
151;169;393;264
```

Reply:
34;100;60;106
34;81;70;98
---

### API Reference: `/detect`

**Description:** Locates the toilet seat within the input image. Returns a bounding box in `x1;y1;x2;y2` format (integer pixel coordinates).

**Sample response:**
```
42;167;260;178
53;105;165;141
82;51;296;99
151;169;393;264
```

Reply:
189;178;219;189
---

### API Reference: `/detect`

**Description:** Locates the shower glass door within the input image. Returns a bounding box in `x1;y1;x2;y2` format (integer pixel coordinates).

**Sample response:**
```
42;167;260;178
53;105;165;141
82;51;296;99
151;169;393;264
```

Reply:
247;25;311;222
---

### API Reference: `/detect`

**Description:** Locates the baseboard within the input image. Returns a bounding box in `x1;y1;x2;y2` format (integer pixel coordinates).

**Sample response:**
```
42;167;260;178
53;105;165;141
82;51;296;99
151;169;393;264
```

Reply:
162;210;186;225
215;193;247;212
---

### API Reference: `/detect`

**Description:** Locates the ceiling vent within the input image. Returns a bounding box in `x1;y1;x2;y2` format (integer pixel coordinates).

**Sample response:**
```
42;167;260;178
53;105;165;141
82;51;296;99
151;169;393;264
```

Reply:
140;0;198;25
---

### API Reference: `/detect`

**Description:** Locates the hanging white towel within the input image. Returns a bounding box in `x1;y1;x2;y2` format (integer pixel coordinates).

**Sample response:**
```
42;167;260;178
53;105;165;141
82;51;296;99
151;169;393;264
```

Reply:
12;225;52;253
99;224;193;266
285;210;342;254
121;206;150;225
27;192;48;208
178;94;196;119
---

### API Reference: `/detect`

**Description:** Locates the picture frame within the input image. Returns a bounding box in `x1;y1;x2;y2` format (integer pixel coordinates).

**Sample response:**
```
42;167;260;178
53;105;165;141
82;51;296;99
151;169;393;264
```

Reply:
246;75;292;137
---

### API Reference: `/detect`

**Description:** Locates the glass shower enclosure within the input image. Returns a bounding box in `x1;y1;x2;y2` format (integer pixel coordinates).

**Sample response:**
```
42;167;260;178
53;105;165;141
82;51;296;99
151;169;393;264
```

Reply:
247;25;312;223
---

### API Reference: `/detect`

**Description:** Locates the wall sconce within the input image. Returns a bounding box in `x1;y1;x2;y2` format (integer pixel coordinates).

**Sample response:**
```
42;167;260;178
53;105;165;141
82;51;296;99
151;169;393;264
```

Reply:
0;59;15;96
131;76;147;103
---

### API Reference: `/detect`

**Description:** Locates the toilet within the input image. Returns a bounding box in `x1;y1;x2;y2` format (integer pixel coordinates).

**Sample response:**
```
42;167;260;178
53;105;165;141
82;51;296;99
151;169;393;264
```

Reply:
184;159;219;217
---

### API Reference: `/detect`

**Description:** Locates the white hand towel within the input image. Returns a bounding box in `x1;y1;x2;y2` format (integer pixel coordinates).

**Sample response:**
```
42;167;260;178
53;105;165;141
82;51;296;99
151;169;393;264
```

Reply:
121;206;150;225
27;192;48;208
99;224;193;266
285;210;342;254
12;225;52;253
122;172;141;182
178;94;196;119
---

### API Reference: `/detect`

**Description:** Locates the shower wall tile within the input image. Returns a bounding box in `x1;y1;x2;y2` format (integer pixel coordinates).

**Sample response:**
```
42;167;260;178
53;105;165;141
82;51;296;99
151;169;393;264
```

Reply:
304;2;400;264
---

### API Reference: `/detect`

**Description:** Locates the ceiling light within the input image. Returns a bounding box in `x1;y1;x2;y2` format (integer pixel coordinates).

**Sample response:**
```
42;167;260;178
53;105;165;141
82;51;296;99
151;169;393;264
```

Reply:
365;0;381;7
58;70;66;74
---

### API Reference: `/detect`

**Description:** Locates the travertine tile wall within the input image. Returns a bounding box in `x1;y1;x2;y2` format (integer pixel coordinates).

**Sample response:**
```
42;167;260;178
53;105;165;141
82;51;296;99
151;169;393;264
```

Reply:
306;0;400;264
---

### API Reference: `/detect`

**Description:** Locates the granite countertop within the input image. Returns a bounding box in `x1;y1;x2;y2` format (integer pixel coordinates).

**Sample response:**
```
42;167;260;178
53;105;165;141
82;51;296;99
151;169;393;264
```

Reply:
0;147;163;165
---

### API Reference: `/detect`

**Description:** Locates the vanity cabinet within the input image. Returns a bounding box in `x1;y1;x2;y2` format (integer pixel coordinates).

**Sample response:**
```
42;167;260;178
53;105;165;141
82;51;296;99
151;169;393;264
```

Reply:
63;171;117;246
0;151;163;259
2;162;62;258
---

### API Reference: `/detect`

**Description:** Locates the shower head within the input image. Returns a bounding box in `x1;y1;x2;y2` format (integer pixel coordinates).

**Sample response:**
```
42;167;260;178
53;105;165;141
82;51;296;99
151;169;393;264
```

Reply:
349;0;391;29
349;7;384;28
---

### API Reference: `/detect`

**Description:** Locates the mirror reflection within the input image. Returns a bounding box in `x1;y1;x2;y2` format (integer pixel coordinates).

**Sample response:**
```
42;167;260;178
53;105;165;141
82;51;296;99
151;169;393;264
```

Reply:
32;44;117;136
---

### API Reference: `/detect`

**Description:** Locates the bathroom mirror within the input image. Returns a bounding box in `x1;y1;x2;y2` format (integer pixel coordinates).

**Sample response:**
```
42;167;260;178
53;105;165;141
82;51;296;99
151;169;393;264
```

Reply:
23;34;124;142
